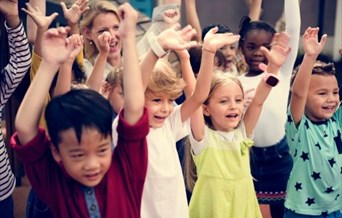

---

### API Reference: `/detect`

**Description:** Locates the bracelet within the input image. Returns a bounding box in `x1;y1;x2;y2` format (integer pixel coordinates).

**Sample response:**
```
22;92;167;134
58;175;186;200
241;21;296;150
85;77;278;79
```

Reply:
148;34;168;58
202;48;216;54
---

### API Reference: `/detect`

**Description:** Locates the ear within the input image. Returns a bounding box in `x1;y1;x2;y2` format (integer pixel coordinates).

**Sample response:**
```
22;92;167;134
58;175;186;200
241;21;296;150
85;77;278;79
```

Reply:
202;104;210;117
50;145;62;163
101;82;113;98
83;27;93;41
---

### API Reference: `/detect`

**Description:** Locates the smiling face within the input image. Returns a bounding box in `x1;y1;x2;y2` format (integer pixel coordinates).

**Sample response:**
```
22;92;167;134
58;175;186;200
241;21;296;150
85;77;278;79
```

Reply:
305;74;339;122
241;29;273;74
51;128;112;187
220;43;237;71
144;91;175;128
85;12;121;62
204;81;244;131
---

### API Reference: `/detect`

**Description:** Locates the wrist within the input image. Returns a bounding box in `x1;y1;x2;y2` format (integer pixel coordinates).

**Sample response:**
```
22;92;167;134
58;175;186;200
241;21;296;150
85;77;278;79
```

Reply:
202;47;215;54
149;34;169;58
263;72;279;87
5;16;20;28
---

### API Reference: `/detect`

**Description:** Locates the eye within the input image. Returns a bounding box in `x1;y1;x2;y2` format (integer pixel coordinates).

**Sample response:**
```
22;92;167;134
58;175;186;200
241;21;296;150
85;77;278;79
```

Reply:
236;98;243;103
220;100;227;104
113;25;119;31
98;147;109;156
152;98;161;103
246;45;255;51
70;153;84;160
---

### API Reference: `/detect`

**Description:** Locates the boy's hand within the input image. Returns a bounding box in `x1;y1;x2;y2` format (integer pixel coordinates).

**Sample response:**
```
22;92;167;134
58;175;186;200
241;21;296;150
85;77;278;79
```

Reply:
41;27;73;66
202;27;240;53
157;24;198;51
302;27;327;58
118;3;138;39
22;3;58;30
260;31;291;73
97;31;112;54
61;0;89;26
0;0;20;27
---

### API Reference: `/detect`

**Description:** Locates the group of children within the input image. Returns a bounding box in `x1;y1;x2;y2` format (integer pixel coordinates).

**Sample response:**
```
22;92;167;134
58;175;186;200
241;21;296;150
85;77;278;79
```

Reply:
0;0;341;217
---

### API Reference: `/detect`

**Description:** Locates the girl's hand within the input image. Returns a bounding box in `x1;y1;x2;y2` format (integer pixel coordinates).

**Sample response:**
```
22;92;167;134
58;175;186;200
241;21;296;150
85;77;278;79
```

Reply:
175;49;190;60
61;0;89;26
66;34;84;62
22;3;58;30
202;27;240;53
118;3;138;39
41;27;73;65
163;8;180;29
97;31;112;54
302;27;327;58
260;31;291;72
157;24;198;51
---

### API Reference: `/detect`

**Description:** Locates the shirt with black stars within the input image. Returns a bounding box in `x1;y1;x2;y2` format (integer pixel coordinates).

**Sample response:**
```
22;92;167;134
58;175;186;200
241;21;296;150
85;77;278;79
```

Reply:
284;107;342;215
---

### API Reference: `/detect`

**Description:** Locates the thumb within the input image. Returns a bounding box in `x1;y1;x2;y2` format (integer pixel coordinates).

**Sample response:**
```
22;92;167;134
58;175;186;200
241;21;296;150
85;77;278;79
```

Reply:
48;12;59;22
60;2;67;14
319;34;328;49
259;46;270;60
258;63;268;72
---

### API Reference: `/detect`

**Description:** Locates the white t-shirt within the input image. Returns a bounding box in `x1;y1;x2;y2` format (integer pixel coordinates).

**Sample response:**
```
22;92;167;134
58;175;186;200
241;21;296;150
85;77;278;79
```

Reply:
112;106;190;218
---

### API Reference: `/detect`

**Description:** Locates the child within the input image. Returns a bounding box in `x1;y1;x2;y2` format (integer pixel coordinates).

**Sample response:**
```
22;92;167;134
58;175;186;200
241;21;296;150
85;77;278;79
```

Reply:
0;0;31;217
186;31;291;218
102;68;124;119
11;3;149;218
237;0;300;216
285;27;342;217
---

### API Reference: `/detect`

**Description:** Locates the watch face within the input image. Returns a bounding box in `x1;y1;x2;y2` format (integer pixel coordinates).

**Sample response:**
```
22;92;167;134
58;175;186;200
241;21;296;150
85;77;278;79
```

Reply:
266;76;279;86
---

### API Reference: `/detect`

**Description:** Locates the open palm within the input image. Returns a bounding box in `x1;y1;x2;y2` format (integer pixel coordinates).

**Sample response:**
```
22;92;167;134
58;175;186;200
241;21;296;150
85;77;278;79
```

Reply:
22;3;58;29
302;27;327;57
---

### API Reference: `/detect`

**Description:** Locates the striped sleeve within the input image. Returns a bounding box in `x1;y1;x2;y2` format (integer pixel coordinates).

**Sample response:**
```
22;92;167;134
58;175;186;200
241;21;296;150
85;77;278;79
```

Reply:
0;21;31;106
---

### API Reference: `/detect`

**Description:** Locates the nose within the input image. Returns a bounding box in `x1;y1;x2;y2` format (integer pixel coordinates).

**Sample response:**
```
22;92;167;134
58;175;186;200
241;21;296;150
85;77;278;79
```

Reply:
84;155;100;171
253;47;264;57
161;102;171;113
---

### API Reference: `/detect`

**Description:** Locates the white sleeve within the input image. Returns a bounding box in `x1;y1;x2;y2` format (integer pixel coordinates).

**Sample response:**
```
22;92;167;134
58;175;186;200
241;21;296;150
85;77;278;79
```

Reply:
280;0;301;81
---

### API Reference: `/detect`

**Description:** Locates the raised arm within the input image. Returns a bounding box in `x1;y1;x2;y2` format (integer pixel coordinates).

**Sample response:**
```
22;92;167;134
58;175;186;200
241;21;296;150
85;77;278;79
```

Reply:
140;24;198;89
26;0;45;44
290;27;327;124
280;0;301;77
244;32;291;136
15;27;80;145
185;28;240;141
184;0;202;42
118;3;144;124
247;0;263;21
0;0;31;105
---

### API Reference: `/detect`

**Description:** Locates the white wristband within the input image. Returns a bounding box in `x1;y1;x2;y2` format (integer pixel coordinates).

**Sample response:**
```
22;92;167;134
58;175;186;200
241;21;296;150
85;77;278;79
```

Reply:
148;34;168;58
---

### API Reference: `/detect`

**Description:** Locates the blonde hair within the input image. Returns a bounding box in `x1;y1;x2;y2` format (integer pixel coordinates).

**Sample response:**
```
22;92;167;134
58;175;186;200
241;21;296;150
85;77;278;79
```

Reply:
146;59;186;99
106;67;123;87
80;1;119;63
183;72;244;191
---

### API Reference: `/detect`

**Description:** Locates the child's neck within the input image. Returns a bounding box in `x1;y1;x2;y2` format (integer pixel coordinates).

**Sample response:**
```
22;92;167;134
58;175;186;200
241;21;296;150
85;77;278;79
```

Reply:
245;69;263;77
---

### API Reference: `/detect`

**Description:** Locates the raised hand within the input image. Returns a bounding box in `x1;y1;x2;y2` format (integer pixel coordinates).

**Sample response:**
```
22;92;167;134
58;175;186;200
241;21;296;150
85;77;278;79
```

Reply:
302;27;327;58
67;34;84;61
97;31;112;54
202;27;240;53
118;2;138;39
41;27;73;65
163;8;180;28
157;24;198;51
260;31;291;72
0;0;19;27
61;0;89;26
22;3;58;30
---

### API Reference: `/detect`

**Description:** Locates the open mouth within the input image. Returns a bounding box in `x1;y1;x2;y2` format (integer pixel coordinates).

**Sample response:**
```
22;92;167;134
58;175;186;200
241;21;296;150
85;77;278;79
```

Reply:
109;41;119;51
226;113;239;118
85;172;100;181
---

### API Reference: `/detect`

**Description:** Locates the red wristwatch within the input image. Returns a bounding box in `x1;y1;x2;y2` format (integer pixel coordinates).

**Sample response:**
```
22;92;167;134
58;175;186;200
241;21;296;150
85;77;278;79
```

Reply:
263;73;279;87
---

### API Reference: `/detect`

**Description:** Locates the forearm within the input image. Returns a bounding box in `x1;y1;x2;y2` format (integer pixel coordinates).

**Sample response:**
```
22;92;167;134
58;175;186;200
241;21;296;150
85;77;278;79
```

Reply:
86;52;108;91
54;60;73;97
179;55;196;97
248;0;262;21
15;61;59;145
140;49;159;89
185;0;201;42
123;35;144;124
27;0;46;44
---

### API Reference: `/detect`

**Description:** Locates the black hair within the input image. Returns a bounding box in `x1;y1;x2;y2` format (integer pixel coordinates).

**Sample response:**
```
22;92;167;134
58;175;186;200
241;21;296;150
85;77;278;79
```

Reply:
72;60;87;84
202;24;231;41
45;89;113;148
238;16;276;48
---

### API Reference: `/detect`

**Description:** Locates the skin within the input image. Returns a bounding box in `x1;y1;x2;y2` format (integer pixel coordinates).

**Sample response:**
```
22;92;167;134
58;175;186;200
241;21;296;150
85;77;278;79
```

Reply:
220;43;237;71
304;74;339;122
108;84;124;114
241;29;273;76
51;128;112;187
144;91;175;128
203;82;244;132
85;12;121;66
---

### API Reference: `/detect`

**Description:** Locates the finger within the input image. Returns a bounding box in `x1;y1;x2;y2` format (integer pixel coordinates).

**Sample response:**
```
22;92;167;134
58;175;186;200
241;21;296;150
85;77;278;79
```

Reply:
259;46;270;58
21;8;32;16
170;23;181;31
258;63;268;72
60;2;68;13
244;88;255;94
48;12;59;21
319;34;327;48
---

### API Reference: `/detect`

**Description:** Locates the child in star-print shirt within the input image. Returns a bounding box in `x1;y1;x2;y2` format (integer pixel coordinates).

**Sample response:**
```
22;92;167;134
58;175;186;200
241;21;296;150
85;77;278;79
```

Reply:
285;27;342;217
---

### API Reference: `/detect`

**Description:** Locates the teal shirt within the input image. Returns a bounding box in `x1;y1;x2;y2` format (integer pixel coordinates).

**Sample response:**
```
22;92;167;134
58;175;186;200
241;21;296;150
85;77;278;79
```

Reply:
285;106;342;215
